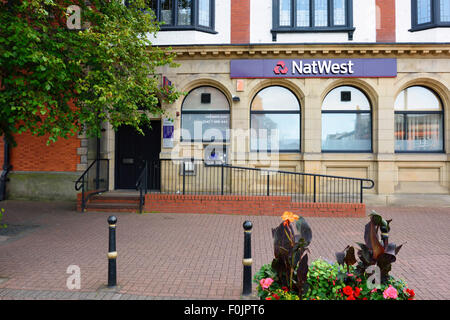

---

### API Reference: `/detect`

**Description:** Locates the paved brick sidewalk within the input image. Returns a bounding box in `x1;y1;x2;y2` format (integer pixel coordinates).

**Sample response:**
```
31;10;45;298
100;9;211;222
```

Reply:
0;200;449;300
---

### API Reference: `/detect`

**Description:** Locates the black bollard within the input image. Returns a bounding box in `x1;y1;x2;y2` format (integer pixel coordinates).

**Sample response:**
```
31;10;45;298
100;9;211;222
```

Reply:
107;216;117;288
242;220;253;296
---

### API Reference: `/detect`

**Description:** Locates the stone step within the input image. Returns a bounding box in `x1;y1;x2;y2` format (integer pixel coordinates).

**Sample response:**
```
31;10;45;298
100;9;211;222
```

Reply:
89;196;140;203
86;202;140;212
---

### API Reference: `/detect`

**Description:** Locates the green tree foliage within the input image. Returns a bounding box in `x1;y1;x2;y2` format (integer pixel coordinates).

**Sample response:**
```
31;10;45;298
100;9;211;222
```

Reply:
0;0;181;145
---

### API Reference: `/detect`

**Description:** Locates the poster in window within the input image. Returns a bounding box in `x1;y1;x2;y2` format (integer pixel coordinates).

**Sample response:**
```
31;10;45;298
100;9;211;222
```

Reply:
163;118;174;148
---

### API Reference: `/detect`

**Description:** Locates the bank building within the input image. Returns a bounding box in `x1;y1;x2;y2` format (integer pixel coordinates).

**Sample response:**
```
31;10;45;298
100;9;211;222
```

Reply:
1;0;450;214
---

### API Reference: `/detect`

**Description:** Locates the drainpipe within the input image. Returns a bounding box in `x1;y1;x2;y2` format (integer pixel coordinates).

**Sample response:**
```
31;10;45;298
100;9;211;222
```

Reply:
0;137;12;201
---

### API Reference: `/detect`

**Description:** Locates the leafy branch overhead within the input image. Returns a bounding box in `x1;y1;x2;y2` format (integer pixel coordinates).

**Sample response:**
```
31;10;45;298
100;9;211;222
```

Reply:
0;0;181;145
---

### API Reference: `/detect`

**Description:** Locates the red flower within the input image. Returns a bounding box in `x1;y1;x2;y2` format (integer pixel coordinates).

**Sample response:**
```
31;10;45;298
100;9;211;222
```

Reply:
354;287;361;298
343;286;353;296
272;294;280;300
265;297;272;300
346;294;356;300
362;297;368;300
282;286;289;292
406;288;415;300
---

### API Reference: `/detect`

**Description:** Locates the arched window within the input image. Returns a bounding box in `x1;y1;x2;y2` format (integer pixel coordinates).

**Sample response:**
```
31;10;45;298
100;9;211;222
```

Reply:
181;86;230;142
250;86;301;152
322;85;372;152
394;86;444;152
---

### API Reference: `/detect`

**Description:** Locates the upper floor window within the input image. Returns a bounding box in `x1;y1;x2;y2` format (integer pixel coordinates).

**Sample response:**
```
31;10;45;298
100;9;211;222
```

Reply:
126;0;216;34
411;0;450;31
272;0;354;41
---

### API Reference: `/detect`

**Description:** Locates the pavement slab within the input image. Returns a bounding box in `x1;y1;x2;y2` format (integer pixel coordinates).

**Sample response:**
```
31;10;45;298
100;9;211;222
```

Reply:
0;200;449;300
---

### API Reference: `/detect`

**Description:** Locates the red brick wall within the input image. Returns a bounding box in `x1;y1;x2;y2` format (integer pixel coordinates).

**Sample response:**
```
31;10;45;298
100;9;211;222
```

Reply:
376;0;396;42
4;132;80;172
231;0;250;44
144;194;366;217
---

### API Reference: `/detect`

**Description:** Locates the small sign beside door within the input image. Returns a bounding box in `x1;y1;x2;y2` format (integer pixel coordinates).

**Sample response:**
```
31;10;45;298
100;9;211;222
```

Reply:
163;118;174;148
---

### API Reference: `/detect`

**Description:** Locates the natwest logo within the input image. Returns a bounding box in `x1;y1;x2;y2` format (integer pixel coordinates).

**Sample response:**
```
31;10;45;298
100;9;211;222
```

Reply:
273;61;288;75
230;59;397;79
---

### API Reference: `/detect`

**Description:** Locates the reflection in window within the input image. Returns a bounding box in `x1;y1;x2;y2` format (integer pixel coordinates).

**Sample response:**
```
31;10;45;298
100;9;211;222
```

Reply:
296;0;310;27
198;0;210;26
441;0;450;22
394;86;443;152
322;86;372;152
314;0;328;26
251;86;301;152
251;114;301;151
181;86;230;142
333;0;346;25
177;0;192;25
417;0;432;24
161;0;173;25
280;0;292;26
322;114;371;151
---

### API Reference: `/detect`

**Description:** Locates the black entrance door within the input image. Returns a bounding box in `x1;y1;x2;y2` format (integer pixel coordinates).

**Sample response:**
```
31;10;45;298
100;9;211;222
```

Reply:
115;121;161;190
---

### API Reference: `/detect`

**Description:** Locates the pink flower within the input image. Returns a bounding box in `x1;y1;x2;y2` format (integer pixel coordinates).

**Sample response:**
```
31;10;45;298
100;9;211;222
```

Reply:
370;288;378;293
260;278;274;290
383;285;398;299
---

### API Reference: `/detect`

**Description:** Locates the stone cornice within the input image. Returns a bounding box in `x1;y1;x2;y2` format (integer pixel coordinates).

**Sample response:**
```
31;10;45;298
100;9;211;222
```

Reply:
162;43;450;59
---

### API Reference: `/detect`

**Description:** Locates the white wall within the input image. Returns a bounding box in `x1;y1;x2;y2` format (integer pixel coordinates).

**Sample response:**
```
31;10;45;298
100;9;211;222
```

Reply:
150;0;230;45
250;0;376;43
396;0;450;42
150;0;450;45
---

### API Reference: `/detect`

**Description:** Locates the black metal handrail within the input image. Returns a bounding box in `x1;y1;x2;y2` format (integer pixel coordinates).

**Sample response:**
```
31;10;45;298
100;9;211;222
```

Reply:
155;158;375;204
135;161;148;213
75;159;109;212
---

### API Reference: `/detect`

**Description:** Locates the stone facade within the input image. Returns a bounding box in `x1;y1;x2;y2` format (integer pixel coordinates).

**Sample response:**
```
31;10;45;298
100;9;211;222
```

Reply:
113;43;449;205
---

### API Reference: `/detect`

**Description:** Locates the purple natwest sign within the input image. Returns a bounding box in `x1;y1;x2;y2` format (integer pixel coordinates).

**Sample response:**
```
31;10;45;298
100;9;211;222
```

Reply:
230;59;397;78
